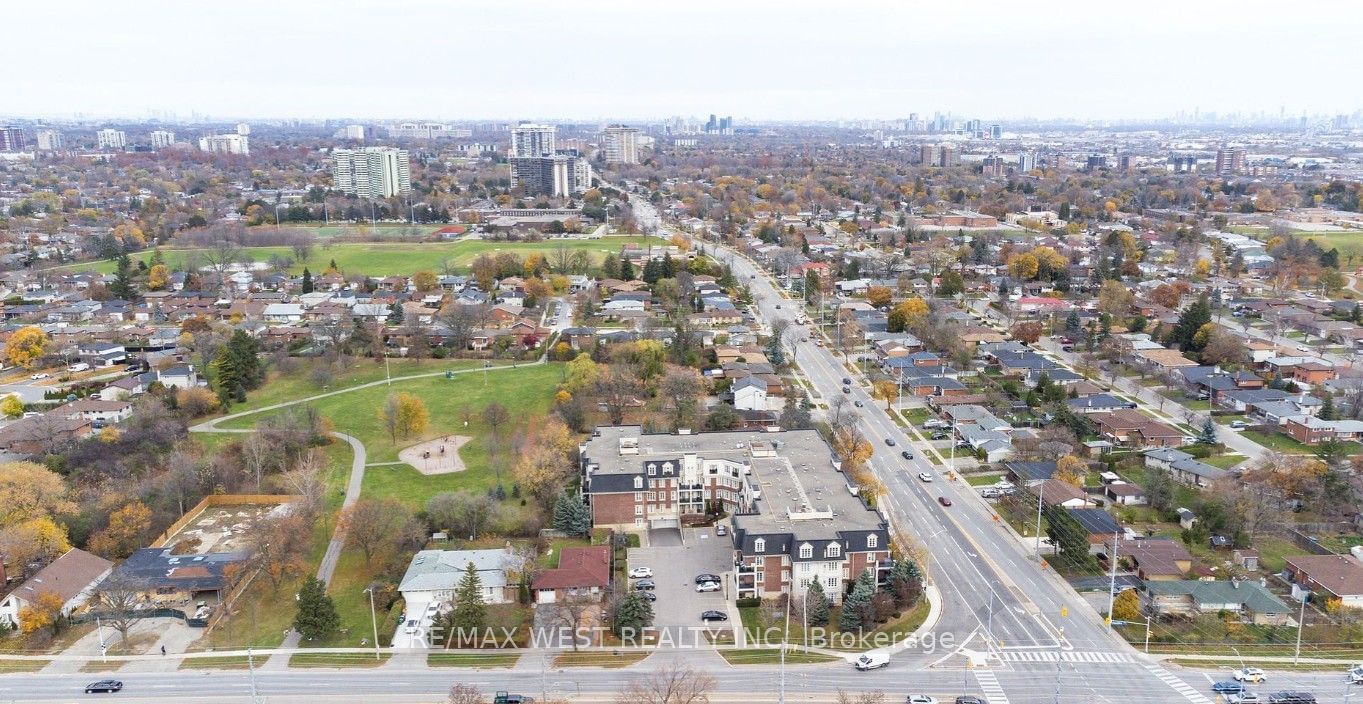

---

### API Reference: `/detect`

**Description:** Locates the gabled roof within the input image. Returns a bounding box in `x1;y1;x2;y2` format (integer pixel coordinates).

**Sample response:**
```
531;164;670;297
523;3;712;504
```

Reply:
4;548;112;606
531;546;611;591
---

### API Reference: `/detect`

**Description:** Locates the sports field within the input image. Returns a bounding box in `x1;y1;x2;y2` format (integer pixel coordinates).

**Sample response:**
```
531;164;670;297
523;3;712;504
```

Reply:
56;235;662;277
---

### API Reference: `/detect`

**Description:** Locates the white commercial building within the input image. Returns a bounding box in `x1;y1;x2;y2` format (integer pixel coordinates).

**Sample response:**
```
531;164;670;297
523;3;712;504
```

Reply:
510;123;555;157
332;147;412;198
602;124;640;164
509;154;592;197
96;129;126;150
387;122;470;139
341;124;365;140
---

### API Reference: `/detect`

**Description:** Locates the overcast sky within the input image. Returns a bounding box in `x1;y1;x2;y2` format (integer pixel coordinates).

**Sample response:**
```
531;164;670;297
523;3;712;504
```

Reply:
5;0;1360;122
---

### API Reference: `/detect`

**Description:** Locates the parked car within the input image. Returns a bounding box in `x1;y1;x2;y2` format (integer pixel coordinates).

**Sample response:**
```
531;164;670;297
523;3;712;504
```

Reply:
639;591;657;602
85;680;123;694
403;619;420;634
938;496;952;507
67;362;90;372
853;652;888;670
1212;681;1246;694
1350;665;1363;684
715;524;727;536
901;450;914;460
633;580;656;591
923;419;948;429
696;581;721;593
918;472;933;482
1233;668;1267;683
931;432;950;440
29;373;49;380
694;573;721;584
700;610;728;622
1229;420;1247;430
628;566;653;579
424;602;441;617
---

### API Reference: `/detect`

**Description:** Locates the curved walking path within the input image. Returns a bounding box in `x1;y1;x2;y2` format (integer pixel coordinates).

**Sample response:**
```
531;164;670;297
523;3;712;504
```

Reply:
189;360;540;669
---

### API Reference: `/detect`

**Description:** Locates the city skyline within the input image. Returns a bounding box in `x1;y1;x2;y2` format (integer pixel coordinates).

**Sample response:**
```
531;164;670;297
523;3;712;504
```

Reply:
4;0;1361;122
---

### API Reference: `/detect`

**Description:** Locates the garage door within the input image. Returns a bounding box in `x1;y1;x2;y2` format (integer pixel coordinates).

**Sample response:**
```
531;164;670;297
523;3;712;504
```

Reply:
536;590;556;604
649;517;680;530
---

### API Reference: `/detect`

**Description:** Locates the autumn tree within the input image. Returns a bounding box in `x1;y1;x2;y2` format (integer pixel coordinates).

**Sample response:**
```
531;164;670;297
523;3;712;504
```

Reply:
1054;455;1087;487
339;497;422;564
88;501;152;559
865;286;893;308
872;380;899;410
1096;280;1134;318
1007;252;1040;281
378;392;429;442
1010;321;1044;344
5;326;49;369
245;512;312;588
412;269;438;292
0;395;23;419
1111;588;1140;622
513;418;577;510
887;298;928;333
17;590;65;636
147;263;170;291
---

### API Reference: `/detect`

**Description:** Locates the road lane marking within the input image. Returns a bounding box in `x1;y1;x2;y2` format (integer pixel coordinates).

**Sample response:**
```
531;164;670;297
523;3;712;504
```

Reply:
974;669;1010;704
1145;664;1214;704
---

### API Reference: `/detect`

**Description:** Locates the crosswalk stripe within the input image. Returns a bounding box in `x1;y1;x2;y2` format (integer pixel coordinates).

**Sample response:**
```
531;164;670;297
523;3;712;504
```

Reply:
974;669;1010;704
1145;665;1213;704
998;650;1133;664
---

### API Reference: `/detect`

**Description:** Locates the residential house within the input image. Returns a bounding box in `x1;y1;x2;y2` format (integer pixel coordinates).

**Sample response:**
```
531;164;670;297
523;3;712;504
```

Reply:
398;548;517;607
1090;410;1183;448
531;546;611;604
1028;479;1093;509
0;549;113;631
1142;448;1227;487
1143;580;1294;625
1104;482;1147;506
1066;508;1123;552
106;548;249;605
1108;538;1191;580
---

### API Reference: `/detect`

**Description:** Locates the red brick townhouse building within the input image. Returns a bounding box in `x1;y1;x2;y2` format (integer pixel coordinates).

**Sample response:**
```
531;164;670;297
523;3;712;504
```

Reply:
580;426;891;603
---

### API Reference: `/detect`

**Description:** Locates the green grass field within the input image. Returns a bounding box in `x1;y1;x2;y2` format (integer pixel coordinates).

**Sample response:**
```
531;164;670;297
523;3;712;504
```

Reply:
223;358;490;417
58;236;662;277
219;363;563;504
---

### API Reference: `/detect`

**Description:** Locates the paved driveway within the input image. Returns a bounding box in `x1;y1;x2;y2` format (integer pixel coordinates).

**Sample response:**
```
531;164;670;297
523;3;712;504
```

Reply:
626;527;734;644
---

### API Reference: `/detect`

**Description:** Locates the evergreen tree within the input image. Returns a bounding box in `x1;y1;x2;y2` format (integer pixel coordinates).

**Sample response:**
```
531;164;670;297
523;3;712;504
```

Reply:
765;334;786;366
225;329;263;388
641;259;662;284
110;253;137;300
1064;309;1081;338
301;267;314;293
212;347;241;404
451;561;486;633
149;248;165;267
552;493;591;537
612;591;654;637
885;557;924;608
293;577;340;640
660;252;676;279
839;569;876;632
1043;504;1096;571
619;258;635;281
804;580;831;627
387;302;404;325
1169;294;1212;352
1319;395;1337;421
1197;416;1218;445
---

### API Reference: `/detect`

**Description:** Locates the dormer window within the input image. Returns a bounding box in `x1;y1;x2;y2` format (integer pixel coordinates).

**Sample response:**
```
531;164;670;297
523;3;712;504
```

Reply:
867;534;878;549
754;538;765;553
799;543;813;559
826;543;841;558
647;463;656;476
633;476;643;489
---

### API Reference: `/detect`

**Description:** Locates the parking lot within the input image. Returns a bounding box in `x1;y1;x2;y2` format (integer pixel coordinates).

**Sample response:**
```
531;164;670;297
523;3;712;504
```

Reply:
627;526;735;641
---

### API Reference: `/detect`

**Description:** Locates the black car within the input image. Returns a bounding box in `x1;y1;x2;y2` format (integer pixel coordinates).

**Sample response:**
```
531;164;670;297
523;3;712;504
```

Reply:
885;438;896;446
900;450;913;460
639;591;657;602
633;579;655;591
956;698;985;704
85;680;123;694
853;400;864;407
842;386;851;394
841;377;852;385
700;610;729;622
694;573;721;584
1268;693;1316;704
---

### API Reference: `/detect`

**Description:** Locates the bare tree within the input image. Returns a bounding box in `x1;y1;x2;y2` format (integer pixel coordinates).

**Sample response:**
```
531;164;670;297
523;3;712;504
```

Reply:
836;691;888;704
94;575;149;644
201;239;245;294
290;234;316;264
448;683;483;704
550;594;598;651
244;512;310;588
615;664;717;704
596;369;640;426
240;432;276;492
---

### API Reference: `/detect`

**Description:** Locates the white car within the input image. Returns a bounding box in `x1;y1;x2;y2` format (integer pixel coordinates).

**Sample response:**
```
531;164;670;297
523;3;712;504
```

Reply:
695;581;721;593
906;697;938;704
917;472;933;482
29;373;49;380
1232;667;1266;683
853;652;889;670
403;619;420;634
628;567;653;579
1349;665;1363;684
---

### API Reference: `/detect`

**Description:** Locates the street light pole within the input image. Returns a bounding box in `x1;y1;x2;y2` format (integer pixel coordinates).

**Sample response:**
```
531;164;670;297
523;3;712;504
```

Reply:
1105;529;1120;626
365;587;380;660
1294;594;1307;665
1035;482;1045;556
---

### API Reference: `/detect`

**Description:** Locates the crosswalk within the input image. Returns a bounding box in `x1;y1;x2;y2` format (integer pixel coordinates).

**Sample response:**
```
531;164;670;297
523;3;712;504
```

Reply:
973;669;1010;704
998;649;1134;664
1145;664;1214;704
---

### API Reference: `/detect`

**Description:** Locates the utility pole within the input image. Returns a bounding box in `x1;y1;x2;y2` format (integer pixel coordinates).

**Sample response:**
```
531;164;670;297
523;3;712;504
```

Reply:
1105;530;1120;625
247;647;261;704
1034;482;1045;556
1144;612;1152;654
365;587;380;660
1294;594;1307;665
779;586;791;704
